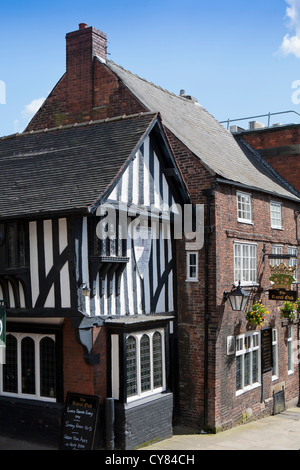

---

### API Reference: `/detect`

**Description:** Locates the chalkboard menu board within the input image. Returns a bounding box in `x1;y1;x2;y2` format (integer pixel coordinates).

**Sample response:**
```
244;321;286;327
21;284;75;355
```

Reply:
261;328;273;374
61;393;99;450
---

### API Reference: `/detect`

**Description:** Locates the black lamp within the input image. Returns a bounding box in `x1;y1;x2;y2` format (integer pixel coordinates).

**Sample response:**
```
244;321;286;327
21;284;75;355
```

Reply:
225;282;249;311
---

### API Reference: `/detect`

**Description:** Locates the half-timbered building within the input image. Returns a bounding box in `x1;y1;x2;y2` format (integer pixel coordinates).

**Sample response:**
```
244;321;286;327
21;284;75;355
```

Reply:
2;22;300;449
0;112;189;449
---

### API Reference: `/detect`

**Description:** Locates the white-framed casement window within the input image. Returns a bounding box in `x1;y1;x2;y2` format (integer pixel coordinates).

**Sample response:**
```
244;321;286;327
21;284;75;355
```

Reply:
186;251;198;282
270;202;282;229
288;325;294;374
234;242;257;286
272;328;278;380
0;332;56;402
236;332;260;395
288;246;298;282
237;191;252;224
125;329;166;402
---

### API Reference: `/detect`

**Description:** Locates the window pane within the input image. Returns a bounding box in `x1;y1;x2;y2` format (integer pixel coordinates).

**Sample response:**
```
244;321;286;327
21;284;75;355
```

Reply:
153;332;162;388
252;350;258;383
126;336;137;397
272;344;277;376
189;254;196;266
40;337;56;398
21;337;35;395
236;356;242;390
3;334;18;393
244;352;251;387
140;335;151;392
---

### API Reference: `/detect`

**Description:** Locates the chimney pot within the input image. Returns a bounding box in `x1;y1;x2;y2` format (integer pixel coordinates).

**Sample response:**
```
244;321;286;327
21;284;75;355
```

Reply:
79;23;88;30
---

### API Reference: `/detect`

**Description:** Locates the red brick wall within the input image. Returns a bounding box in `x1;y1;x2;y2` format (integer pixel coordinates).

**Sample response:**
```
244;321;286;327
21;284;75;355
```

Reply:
214;184;299;429
63;320;107;404
241;126;300;193
170;132;217;428
26;60;146;132
63;319;94;398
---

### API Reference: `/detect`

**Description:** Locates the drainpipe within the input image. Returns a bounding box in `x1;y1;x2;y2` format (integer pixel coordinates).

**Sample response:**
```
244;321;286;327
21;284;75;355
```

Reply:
202;187;215;430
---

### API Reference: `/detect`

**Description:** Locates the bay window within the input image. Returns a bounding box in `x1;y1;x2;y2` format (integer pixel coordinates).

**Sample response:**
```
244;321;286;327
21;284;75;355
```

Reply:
125;329;165;402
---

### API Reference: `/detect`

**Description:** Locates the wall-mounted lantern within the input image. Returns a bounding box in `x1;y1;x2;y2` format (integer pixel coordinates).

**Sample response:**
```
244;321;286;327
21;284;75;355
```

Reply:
224;282;250;312
81;283;91;297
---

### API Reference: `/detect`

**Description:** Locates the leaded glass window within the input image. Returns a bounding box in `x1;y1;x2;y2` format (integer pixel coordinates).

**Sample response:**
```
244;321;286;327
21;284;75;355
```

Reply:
3;334;18;393
21;337;35;395
125;329;165;401
0;333;57;402
140;335;151;392
40;337;56;398
153;332;162;388
126;336;137;398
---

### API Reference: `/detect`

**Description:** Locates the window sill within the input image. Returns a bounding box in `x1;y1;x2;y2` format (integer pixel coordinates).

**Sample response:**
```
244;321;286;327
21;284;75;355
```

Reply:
125;391;172;408
185;279;199;283
237;220;253;225
0;394;62;408
236;382;261;396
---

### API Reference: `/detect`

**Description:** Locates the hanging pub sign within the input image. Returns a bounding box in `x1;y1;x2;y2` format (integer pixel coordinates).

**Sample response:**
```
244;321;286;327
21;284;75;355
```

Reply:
269;263;297;301
269;289;298;301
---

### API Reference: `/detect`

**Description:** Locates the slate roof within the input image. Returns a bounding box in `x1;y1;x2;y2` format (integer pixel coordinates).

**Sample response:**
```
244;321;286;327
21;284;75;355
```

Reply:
107;60;300;202
0;112;158;219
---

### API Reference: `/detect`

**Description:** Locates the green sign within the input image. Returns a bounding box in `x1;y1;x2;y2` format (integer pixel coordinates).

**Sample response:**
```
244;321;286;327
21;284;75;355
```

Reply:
0;300;6;348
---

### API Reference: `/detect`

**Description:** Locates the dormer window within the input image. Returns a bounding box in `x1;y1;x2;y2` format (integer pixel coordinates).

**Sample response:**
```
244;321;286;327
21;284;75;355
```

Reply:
237;191;252;224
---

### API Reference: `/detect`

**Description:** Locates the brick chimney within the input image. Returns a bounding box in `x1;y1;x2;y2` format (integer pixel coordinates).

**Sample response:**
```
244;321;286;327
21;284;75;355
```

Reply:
65;23;107;114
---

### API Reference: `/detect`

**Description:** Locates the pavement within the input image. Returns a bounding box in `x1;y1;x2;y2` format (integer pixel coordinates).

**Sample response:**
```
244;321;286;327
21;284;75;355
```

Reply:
143;407;300;451
1;406;300;450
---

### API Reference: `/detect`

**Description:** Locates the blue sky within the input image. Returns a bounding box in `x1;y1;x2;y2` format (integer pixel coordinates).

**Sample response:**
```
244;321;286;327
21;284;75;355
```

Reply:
1;0;300;136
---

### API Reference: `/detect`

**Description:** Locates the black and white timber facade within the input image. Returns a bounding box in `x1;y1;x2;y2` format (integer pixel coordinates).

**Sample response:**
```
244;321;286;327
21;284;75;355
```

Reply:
0;112;189;448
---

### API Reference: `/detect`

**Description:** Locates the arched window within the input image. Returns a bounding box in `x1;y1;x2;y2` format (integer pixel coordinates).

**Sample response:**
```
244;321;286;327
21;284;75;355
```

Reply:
3;334;17;393
140;334;151;392
0;332;57;402
40;337;56;398
125;329;165;401
153;332;163;389
21;337;35;395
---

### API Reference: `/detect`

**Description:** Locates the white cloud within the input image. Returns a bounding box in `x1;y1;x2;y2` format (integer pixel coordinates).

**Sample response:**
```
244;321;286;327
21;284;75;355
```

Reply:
21;97;45;118
278;0;300;57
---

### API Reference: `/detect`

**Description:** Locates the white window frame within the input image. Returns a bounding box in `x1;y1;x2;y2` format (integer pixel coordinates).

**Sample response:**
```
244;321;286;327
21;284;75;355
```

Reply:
0;332;56;402
288;325;294;375
237;191;252;224
234;242;257;286
270;202;282;229
272;328;278;380
288;246;298;282
186;251;198;282
235;332;261;395
125;329;166;403
270;245;283;267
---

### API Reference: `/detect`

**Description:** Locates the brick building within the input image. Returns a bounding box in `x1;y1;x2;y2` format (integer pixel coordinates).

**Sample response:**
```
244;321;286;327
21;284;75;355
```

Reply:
232;122;300;194
0;23;300;448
